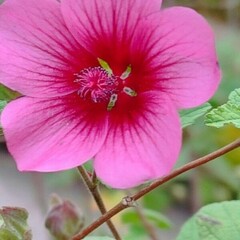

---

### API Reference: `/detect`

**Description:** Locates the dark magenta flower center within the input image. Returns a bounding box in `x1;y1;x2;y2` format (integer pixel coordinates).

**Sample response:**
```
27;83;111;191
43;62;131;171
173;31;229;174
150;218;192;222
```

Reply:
75;67;120;103
75;65;137;110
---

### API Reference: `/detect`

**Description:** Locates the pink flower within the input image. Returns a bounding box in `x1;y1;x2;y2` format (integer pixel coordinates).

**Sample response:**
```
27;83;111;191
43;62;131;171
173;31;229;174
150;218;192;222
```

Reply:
0;0;220;188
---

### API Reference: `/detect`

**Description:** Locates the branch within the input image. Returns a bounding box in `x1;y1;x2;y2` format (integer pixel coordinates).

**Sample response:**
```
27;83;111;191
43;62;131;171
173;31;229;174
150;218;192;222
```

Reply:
77;166;121;240
73;138;240;239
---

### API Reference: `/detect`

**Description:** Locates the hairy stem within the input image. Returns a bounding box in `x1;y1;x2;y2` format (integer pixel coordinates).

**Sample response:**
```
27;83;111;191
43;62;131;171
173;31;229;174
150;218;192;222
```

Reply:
73;138;240;239
77;166;121;240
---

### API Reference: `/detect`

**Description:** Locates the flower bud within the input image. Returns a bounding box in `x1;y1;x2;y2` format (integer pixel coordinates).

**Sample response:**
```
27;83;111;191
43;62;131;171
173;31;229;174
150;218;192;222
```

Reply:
45;194;84;240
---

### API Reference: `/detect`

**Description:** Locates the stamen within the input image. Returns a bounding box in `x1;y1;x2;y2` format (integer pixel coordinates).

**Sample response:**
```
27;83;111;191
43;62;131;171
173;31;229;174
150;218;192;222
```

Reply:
107;94;118;111
120;65;132;80
123;87;137;97
75;67;118;103
75;61;137;111
97;58;113;76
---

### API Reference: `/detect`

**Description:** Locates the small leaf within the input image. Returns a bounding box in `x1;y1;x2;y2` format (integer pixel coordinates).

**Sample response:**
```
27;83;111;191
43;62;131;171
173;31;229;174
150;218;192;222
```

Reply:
180;103;212;128
0;228;19;240
0;86;18;137
122;208;171;229
0;100;7;112
0;207;32;240
204;159;239;192
177;200;240;240
0;100;7;136
0;84;19;101
205;88;240;128
123;224;147;240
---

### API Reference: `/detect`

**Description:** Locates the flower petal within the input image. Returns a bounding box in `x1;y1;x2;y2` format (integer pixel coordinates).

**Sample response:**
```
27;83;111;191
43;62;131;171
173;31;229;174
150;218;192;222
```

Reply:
61;0;162;72
0;0;95;97
134;7;221;108
94;92;181;189
1;95;108;171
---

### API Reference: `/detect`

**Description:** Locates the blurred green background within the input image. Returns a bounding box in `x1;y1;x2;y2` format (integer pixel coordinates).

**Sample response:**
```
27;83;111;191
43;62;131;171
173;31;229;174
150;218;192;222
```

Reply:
0;0;239;239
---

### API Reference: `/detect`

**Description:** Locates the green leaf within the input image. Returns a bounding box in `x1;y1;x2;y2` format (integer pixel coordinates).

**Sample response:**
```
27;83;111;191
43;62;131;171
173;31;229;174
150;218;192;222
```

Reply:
205;88;240;128
204;159;239;192
122;208;171;229
0;84;18;101
177;200;240;240
180;103;212;128
0;100;7;136
0;228;19;240
0;100;7;112
0;207;32;240
123;224;147;240
83;237;115;240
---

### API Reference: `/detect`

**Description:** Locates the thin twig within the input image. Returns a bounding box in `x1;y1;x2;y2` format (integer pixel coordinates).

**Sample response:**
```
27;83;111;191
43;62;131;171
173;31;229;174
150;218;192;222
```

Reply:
73;138;240;239
77;166;121;240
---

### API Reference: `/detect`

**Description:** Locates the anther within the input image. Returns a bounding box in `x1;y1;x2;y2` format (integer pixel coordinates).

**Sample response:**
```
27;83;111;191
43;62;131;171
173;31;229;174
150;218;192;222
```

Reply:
107;94;118;111
123;87;137;97
120;65;132;80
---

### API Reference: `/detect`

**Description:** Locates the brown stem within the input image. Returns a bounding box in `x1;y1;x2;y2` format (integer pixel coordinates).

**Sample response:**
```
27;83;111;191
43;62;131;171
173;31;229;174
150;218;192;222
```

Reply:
73;138;240;239
77;166;121;240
